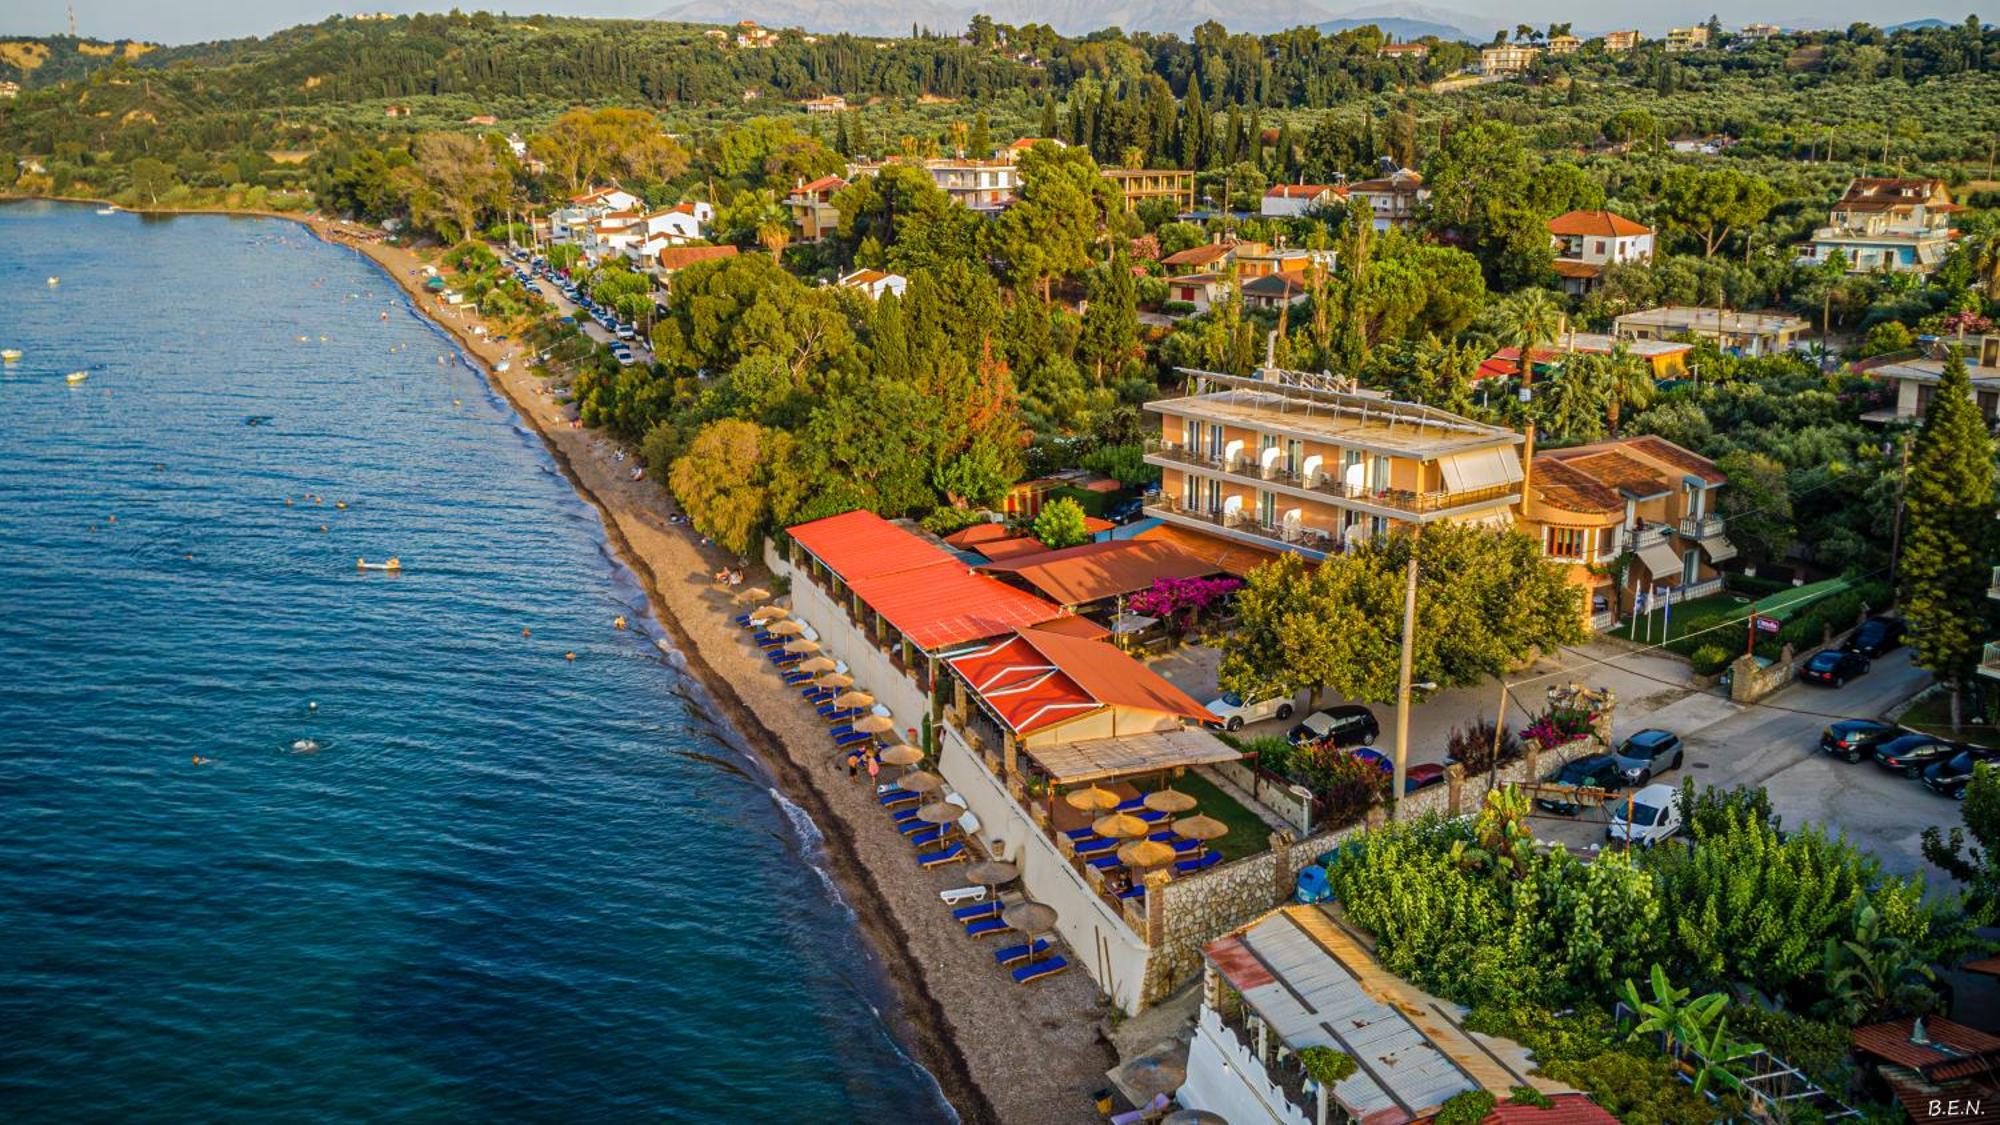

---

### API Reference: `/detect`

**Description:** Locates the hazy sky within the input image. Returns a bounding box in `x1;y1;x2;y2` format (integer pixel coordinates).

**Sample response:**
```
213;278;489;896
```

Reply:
7;1;1994;47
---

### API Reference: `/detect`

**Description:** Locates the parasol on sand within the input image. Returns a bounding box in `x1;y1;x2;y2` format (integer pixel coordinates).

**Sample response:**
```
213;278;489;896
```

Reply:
898;770;944;793
1064;786;1121;813
1120;1055;1188;1099
879;744;924;767
782;638;821;654
1171;814;1229;842
1001;901;1058;965
735;586;771;604
813;672;853;690
748;604;788;623
1161;1110;1226;1125
1117;839;1177;869
914;801;961;825
853;714;894;734
765;618;804;636
797;656;836;674
832;690;876;709
964;860;1019;892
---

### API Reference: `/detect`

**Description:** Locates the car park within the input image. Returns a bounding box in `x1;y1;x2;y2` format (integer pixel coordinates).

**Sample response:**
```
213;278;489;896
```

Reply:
1843;617;1907;658
1818;719;1902;763
1921;747;2000;799
1535;753;1624;815
1606;783;1683;848
1611;729;1683;786
1873;733;1966;779
1205;691;1296;732
1800;649;1870;687
1286;706;1379;749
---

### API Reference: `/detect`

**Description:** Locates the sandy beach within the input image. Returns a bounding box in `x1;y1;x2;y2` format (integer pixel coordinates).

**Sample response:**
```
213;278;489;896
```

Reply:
299;219;1121;1123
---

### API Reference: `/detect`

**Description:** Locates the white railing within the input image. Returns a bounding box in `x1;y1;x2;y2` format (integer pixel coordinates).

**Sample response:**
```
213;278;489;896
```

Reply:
1680;513;1725;540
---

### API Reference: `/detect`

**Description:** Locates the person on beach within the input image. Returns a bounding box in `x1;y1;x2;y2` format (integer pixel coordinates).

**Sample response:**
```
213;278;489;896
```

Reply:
866;752;880;785
846;749;861;781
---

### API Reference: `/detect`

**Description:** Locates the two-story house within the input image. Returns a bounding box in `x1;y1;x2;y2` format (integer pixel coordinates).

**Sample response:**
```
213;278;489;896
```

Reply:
1346;168;1427;232
1797;177;1960;275
1102;168;1197;213
548;186;641;243
924;159;1019;212
1861;334;2000;425
1613;305;1808;357
1666;25;1711;51
1603;30;1642;51
785;174;847;243
1518;435;1733;629
1143;369;1526;560
1547;210;1655;294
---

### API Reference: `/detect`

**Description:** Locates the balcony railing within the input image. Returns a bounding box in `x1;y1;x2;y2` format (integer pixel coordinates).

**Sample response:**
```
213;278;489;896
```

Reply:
1983;642;2000;680
1148;440;1520;515
1990;566;1999;600
1147;499;1343;554
1632;522;1674;549
1680;513;1726;540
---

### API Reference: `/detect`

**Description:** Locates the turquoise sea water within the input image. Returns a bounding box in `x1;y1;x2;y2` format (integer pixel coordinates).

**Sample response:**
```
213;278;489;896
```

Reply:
0;201;948;1122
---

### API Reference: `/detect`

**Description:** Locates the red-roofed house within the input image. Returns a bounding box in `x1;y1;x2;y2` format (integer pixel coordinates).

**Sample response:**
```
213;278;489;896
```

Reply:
1547;210;1654;294
785;174;847;242
1261;184;1343;218
837;268;908;299
947;628;1210;740
652;244;737;284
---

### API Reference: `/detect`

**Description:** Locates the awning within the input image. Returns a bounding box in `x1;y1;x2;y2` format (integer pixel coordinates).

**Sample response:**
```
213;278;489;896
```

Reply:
1694;534;1738;563
1636;541;1683;581
1020;727;1241;786
1436;447;1524;492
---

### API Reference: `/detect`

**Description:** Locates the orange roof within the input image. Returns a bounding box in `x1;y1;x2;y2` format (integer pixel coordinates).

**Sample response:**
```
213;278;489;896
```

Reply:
1551;260;1602;279
947;629;1209;734
797;174;846;195
656;245;737;270
1161;242;1241;268
972;535;1058;562
1547;209;1651;238
1481;1094;1619;1124
1265;184;1338;199
978;539;1223;605
1029;615;1112;640
1133;523;1286;578
790;509;951;580
942;522;1019;549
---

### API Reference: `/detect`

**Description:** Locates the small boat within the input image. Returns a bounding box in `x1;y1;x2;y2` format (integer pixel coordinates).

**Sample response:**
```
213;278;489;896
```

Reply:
356;556;402;572
1;349;20;363
65;371;89;384
46;277;59;287
97;207;118;216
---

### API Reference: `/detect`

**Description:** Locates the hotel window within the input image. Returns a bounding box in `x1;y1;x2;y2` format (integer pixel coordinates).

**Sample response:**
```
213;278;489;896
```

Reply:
1370;516;1388;540
1597;526;1620;558
1547;527;1587;560
1182;472;1197;510
1205;478;1222;515
1258;491;1276;527
1183;419;1196;451
1207;424;1224;460
1286;439;1302;476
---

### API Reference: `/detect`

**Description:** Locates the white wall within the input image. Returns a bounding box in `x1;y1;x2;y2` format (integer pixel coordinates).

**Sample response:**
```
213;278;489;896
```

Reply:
1179;1006;1312;1125
768;548;934;740
936;723;1154;1014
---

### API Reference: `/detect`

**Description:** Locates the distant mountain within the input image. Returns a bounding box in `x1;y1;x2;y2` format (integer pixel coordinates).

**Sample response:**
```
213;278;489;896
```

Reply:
1883;17;1951;31
651;0;1351;36
1316;2;1481;42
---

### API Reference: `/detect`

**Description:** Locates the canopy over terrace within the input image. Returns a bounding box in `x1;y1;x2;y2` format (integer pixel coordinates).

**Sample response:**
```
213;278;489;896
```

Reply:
1021;728;1242;787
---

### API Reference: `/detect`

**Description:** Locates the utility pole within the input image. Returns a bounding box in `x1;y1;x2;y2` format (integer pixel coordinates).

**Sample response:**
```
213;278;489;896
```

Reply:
1888;432;1912;589
1391;528;1420;815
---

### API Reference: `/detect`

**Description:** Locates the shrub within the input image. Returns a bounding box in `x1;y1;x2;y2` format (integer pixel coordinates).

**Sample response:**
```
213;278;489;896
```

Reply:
1544;1047;1729;1125
1296;1046;1356;1087
1446;718;1518;775
1434;1090;1496;1125
1690;644;1734;676
1242;735;1296;779
919;506;985;536
1295;748;1389;828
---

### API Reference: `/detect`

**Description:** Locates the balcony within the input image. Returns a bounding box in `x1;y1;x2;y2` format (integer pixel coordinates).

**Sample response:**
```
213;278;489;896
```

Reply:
1145;499;1339;558
1680;513;1726;540
1990;566;1999;600
1147;440;1521;517
1631;522;1674;549
1983;642;2000;681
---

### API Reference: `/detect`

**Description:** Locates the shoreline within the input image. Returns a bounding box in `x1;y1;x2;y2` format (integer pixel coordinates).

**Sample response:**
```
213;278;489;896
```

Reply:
17;193;1119;1122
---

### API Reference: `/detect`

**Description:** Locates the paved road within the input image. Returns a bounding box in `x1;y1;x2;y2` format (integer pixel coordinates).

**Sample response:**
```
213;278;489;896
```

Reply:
518;264;655;365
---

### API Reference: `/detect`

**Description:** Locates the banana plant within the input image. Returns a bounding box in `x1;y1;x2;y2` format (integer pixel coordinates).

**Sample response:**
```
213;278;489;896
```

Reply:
1682;1014;1764;1098
1621;963;1727;1053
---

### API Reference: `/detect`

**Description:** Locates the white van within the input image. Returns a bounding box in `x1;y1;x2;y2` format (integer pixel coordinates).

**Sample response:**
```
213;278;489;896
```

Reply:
1606;783;1682;848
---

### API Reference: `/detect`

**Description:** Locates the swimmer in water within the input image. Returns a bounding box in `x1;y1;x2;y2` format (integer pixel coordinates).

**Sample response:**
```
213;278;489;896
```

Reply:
192;755;212;766
291;738;321;754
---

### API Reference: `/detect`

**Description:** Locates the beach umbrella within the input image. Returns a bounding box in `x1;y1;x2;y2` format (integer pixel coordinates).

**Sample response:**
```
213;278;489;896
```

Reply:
964;860;1019;892
1001;901;1058;965
853;714;894;734
797;656;836;674
735;586;771;604
783;638;821;655
1121;1055;1188;1099
1117;839;1177;870
914;801;960;825
813;672;853;690
1172;814;1229;859
879;744;924;767
748;604;788;622
832;690;875;709
1092;812;1151;840
1064;785;1121;813
898;770;944;793
1143;788;1198;815
1161;1111;1226;1125
765;618;803;636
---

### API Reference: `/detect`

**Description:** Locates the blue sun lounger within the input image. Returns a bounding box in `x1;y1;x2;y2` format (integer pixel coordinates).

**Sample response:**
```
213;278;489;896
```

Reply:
890;805;921;824
780;669;813;685
909;825;953;848
1086;854;1122;872
953;901;1001;922
917;842;965;868
1011;956;1069;985
733;613;754;628
897;817;932;836
1174;852;1222;875
832;730;871;749
819;706;861;723
1061;826;1095;843
879;789;918;808
993;939;1051;966
964;916;1009;939
1116;885;1145;902
1072;836;1117;858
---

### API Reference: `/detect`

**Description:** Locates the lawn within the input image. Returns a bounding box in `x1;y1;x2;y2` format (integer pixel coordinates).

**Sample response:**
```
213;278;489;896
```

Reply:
1612;577;1855;651
1897;692;2000;748
1175;770;1272;864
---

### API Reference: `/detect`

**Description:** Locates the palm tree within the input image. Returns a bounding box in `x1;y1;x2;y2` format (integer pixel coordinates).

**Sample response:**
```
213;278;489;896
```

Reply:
1603;345;1655;436
1501;288;1565;392
1621;963;1727;1052
756;214;791;264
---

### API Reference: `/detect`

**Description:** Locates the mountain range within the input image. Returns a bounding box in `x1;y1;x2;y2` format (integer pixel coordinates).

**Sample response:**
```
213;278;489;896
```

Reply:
651;0;1485;39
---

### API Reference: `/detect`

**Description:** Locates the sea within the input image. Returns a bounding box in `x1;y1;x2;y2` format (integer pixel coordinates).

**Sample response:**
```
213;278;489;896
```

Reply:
0;200;951;1122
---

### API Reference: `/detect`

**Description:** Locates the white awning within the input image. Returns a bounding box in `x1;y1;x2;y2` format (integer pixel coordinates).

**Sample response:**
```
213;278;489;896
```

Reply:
1436;447;1524;492
1696;534;1738;563
1636;542;1683;581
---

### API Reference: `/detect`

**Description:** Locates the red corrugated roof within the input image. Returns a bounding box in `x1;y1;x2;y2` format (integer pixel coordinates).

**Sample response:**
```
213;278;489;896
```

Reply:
1202;934;1275;992
788;510;948;581
942;522;1019;549
1481;1094;1620;1124
978;539;1222;605
848;562;1062;652
970;536;1055;562
1030;615;1112;640
947;628;1209;734
1853;1017;2000;1078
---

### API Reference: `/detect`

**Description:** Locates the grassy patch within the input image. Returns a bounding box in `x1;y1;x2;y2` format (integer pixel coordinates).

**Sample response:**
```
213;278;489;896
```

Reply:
1898;692;2000;747
1612;577;1869;663
1173;771;1273;863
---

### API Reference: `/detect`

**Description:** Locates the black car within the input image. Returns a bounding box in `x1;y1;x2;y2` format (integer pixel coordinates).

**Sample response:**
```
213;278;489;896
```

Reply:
1287;705;1380;749
1800;649;1870;687
1104;495;1146;524
1844;617;1907;658
1536;753;1624;815
1874;733;1966;779
1818;719;1901;763
1922;747;2000;799
1611;729;1684;786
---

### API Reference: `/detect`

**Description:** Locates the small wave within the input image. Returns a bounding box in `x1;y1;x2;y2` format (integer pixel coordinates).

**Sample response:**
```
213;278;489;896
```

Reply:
766;786;854;919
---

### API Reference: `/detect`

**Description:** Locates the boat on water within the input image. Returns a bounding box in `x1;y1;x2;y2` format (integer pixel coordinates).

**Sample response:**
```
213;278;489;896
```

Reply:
1;349;21;363
356;556;402;572
96;207;118;216
46;277;59;287
65;371;89;384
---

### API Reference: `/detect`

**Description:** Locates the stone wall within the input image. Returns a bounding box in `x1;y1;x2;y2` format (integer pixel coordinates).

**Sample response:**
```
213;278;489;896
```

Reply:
1211;759;1315;834
1729;612;1867;705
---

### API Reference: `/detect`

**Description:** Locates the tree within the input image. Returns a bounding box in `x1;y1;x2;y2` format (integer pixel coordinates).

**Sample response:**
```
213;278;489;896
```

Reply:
1032;496;1091;548
1900;350;1996;729
1501;287;1564;388
1657;166;1776;258
127;156;175;206
530;107;688;193
666;419;798;557
997;145;1123;301
1713;451;1794;568
1922;763;2000;911
394;132;513;243
1823;903;1940;1023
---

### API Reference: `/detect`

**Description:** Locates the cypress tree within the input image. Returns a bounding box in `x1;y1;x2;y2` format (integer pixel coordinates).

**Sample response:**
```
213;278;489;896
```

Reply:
1901;349;1997;729
1038;97;1058;140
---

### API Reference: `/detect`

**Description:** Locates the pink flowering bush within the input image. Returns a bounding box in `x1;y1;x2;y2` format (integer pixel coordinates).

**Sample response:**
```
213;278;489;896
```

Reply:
1126;575;1242;639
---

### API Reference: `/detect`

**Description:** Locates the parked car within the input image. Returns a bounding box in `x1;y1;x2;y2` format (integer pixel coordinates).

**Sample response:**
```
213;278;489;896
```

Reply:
1844;617;1907;658
1607;783;1683;848
1818;719;1902;763
1923;748;2000;799
1536;753;1624;815
1611;729;1684;786
1287;705;1379;749
1205;691;1296;732
1403;763;1446;793
1873;733;1966;779
1104;495;1145;524
1800;649;1870;687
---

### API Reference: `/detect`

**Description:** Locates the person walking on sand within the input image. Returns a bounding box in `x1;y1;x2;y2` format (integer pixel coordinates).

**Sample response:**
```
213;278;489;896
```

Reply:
866;751;880;786
846;749;862;782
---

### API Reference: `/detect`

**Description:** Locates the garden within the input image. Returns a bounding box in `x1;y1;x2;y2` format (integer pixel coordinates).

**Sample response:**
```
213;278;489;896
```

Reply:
1612;577;1892;676
1323;783;1994;1122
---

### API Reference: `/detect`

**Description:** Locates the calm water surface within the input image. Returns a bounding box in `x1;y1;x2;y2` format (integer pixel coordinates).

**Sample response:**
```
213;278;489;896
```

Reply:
0;201;948;1122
